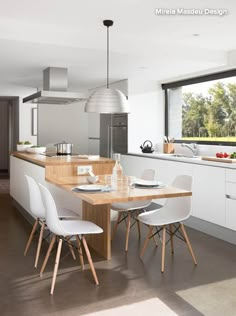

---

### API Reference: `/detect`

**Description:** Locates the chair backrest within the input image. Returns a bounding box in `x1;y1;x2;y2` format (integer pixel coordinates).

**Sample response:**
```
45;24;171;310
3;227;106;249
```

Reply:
141;169;155;181
164;175;192;220
25;175;45;219
39;184;66;236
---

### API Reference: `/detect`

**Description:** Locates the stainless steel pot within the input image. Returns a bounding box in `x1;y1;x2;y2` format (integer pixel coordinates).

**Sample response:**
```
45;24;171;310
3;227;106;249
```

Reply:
54;141;73;155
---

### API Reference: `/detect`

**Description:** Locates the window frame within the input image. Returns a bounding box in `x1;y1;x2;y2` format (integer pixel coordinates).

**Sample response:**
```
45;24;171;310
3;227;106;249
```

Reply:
162;68;236;146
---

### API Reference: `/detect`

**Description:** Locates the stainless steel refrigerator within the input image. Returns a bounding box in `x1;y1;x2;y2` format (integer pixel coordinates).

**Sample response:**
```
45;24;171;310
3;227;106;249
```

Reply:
100;114;128;158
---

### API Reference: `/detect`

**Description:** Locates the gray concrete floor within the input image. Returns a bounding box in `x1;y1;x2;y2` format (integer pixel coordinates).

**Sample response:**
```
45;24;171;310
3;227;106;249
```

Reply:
1;193;236;316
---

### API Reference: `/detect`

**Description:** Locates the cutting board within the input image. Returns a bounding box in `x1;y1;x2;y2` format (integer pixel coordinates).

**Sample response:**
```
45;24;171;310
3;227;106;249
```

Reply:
201;156;236;163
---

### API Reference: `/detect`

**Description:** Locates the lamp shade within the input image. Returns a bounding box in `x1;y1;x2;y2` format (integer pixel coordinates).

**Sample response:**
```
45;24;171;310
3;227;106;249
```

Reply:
84;88;130;113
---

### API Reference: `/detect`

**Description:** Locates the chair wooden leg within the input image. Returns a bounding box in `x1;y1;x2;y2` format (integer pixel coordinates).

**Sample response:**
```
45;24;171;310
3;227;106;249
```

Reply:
140;225;153;257
82;235;99;285
66;237;76;260
125;213;131;252
76;235;84;270
34;221;45;268
24;218;39;256
50;238;63;295
136;211;141;239
40;234;56;277
180;223;197;265
111;212;122;241
169;224;174;254
161;226;166;273
153;233;158;247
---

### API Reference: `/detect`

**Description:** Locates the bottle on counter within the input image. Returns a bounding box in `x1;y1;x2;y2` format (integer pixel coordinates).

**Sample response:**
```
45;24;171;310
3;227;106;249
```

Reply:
112;153;123;185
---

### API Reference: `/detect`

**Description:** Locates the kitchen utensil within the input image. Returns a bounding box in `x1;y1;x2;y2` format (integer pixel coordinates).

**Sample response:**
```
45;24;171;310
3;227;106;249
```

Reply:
54;141;73;155
140;140;154;153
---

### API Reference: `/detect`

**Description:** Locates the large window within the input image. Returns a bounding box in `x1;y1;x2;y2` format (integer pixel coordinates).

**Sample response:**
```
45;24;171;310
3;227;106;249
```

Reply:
162;69;236;145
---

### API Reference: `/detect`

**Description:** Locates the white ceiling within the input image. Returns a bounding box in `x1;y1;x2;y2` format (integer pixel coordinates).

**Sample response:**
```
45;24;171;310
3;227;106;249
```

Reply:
0;0;235;91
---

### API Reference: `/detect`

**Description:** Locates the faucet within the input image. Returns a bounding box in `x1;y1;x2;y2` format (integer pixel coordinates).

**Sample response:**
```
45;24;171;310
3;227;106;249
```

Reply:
181;143;198;156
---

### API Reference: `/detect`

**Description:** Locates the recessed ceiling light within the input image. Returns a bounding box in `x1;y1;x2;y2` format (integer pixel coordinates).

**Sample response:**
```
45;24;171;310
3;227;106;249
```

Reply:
138;66;148;69
192;33;200;37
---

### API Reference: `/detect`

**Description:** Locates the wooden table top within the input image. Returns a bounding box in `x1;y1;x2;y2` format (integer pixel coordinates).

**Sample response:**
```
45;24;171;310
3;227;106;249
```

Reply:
11;152;114;167
46;175;192;205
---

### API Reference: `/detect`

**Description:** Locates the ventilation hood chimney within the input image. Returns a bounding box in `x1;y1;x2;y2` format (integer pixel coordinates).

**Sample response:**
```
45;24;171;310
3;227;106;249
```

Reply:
23;67;87;105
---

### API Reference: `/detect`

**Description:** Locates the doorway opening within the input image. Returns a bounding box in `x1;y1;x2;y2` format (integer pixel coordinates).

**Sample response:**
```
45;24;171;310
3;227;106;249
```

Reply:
0;96;19;179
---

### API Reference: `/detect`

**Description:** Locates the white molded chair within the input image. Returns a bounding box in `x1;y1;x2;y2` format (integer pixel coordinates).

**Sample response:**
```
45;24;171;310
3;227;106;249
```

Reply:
111;169;156;251
39;183;103;295
24;175;79;268
138;175;197;272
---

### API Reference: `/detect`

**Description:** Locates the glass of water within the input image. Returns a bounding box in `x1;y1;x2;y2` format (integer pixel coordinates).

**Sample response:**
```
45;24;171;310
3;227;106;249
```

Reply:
128;176;136;189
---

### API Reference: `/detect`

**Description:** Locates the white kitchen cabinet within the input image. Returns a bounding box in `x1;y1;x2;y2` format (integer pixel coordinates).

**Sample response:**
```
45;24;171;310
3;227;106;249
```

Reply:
192;165;225;226
225;170;236;230
225;197;236;230
10;156;82;216
121;154;228;229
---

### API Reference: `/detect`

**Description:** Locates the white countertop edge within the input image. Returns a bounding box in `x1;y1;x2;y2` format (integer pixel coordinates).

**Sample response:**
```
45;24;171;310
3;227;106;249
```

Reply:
125;152;236;169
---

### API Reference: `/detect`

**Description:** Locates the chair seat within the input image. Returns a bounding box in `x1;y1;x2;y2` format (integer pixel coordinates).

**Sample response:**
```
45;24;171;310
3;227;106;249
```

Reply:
59;220;103;236
111;200;151;212
138;207;189;226
57;207;80;218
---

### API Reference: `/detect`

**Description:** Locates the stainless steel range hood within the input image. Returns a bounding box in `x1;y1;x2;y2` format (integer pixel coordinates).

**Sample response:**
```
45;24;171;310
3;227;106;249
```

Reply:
23;67;87;105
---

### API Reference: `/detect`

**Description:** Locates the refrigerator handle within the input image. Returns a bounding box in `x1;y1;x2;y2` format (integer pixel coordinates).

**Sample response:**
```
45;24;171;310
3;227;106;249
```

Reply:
108;125;113;158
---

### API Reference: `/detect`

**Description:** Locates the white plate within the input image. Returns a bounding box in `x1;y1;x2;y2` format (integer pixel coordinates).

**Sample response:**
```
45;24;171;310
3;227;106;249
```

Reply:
76;184;106;191
135;179;163;187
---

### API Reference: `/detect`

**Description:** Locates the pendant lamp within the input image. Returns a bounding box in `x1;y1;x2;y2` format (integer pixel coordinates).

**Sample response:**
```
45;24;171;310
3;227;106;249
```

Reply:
85;20;130;113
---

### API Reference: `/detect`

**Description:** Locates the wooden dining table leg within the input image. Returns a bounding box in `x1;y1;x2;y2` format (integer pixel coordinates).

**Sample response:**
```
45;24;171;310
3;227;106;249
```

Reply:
82;201;111;260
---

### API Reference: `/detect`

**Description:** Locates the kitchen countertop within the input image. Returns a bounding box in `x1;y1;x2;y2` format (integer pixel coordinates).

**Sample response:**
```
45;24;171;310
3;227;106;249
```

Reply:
11;152;114;167
126;152;236;169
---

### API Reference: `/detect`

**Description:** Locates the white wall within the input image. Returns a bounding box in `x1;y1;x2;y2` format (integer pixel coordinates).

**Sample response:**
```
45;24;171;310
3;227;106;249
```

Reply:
38;101;88;154
128;78;164;153
0;84;37;145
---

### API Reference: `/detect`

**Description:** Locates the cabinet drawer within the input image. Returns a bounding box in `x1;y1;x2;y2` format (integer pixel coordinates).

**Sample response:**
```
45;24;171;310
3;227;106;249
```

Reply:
226;197;236;231
225;169;236;183
225;182;236;198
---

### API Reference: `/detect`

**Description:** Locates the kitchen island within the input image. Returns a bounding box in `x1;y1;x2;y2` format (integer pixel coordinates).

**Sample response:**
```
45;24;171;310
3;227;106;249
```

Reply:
10;152;115;250
10;152;191;259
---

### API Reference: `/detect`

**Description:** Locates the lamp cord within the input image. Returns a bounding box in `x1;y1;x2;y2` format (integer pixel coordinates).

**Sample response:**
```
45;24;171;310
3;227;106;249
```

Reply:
107;25;109;89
